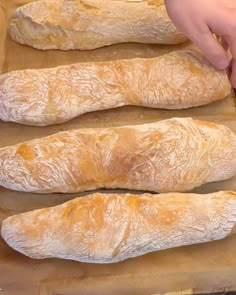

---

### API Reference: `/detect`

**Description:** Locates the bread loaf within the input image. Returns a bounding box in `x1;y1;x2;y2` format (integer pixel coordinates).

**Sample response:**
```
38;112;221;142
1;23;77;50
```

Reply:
0;50;231;126
9;0;186;50
0;118;235;193
2;191;236;263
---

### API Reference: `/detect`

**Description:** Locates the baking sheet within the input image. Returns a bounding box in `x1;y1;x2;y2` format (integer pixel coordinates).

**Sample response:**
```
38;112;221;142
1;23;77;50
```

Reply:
1;1;236;294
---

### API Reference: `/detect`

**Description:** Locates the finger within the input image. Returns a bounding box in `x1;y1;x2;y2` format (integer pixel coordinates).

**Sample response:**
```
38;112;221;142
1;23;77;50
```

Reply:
226;36;236;87
190;27;229;70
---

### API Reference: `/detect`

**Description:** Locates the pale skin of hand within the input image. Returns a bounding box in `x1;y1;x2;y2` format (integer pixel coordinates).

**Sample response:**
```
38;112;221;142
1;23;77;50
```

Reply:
164;0;236;87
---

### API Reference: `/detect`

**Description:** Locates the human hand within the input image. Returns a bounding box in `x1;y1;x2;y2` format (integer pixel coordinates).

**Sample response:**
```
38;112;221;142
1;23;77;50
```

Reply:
164;0;236;87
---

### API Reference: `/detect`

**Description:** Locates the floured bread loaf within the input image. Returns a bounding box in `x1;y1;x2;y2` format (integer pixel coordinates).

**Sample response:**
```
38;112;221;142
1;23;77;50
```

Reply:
0;118;235;193
2;191;236;263
9;0;186;50
0;50;231;126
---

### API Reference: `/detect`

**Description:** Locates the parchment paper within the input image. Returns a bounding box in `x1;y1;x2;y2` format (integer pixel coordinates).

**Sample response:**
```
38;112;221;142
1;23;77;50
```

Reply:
0;1;236;294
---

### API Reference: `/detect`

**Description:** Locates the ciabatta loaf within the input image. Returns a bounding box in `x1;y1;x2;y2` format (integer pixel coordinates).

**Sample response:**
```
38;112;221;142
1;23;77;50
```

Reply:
9;0;186;50
0;50;231;126
2;191;236;263
0;118;235;193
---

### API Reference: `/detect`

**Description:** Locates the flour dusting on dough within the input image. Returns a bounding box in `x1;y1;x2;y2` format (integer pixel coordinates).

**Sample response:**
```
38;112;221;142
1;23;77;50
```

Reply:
0;50;231;126
2;191;236;263
9;0;186;50
0;118;235;193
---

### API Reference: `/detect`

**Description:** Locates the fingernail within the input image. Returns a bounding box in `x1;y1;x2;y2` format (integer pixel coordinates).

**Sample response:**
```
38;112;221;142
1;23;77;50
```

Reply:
217;59;229;69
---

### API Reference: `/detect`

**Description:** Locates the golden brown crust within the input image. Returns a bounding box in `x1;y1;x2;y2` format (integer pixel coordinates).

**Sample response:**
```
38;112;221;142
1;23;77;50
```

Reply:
2;191;236;263
0;118;235;193
0;50;231;126
9;0;186;50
